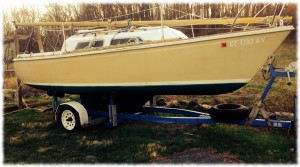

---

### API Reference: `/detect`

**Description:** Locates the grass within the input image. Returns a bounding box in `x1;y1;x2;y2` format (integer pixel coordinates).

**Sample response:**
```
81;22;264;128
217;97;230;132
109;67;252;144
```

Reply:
4;109;296;163
3;41;297;163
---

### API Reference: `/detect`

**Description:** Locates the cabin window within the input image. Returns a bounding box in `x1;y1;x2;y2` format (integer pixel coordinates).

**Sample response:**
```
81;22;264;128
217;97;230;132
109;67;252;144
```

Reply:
111;37;143;45
75;40;104;50
92;41;104;47
111;38;131;45
130;37;143;43
75;42;90;50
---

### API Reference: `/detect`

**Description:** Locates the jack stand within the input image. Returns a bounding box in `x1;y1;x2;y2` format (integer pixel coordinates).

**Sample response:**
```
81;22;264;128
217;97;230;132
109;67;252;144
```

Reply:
247;56;296;127
288;94;297;138
150;97;154;107
47;90;64;120
52;94;58;121
247;100;271;127
53;95;58;112
108;95;118;127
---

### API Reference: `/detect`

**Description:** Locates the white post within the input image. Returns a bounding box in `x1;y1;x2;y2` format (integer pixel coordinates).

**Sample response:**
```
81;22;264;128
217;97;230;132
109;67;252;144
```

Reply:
109;96;118;127
62;23;67;53
160;4;165;41
190;14;195;38
109;105;118;127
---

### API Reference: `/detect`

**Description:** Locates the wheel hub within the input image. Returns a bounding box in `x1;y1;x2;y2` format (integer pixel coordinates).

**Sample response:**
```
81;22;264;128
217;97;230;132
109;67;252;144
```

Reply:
61;110;76;130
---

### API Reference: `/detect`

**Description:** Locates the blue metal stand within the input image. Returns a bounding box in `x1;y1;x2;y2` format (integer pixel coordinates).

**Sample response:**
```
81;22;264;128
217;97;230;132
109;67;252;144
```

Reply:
87;105;292;129
108;95;118;127
260;66;295;101
247;61;296;126
53;95;58;112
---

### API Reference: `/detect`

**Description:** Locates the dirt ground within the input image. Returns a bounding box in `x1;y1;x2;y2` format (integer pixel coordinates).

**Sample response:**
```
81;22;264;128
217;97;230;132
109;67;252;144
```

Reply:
149;148;243;164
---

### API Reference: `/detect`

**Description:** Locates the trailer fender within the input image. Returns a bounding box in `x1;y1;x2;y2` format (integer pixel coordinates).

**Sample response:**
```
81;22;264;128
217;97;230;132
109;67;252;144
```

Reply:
56;101;89;126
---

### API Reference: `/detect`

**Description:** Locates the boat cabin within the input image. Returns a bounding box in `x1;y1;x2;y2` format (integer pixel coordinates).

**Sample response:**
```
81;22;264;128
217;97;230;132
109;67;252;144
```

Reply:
62;26;188;52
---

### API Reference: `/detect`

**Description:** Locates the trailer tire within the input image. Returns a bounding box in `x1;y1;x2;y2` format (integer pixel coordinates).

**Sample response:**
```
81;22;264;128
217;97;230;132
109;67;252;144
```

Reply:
209;103;250;122
57;105;82;132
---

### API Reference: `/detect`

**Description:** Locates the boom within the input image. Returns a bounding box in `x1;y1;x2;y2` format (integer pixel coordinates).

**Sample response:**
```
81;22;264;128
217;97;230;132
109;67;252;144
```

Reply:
14;16;292;27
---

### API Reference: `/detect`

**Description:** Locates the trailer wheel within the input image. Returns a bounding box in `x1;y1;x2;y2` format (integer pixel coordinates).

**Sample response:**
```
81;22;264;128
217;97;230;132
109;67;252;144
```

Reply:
209;103;250;122
57;105;82;132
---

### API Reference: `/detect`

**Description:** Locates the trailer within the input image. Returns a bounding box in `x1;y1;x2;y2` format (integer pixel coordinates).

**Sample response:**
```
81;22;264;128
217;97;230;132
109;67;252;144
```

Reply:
53;56;296;132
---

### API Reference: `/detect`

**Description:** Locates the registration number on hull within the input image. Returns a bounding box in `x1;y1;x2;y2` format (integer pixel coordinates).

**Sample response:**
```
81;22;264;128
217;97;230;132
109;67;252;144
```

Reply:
229;36;266;47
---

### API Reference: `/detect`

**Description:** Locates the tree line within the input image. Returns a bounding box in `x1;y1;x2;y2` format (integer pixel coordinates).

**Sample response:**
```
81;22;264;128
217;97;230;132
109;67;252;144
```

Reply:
3;3;297;59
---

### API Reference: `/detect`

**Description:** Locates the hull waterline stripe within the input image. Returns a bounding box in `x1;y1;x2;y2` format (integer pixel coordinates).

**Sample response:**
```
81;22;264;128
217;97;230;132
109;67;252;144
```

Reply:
24;79;250;87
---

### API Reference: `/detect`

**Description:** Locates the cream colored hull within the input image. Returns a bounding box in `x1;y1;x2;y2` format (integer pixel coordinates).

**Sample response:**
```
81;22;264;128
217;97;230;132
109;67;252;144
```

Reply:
14;26;293;95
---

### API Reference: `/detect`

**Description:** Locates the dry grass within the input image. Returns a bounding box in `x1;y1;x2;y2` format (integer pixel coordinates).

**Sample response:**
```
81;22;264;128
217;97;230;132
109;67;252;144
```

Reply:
141;142;167;158
3;76;17;90
37;147;52;153
3;75;51;108
3;76;45;96
78;136;114;146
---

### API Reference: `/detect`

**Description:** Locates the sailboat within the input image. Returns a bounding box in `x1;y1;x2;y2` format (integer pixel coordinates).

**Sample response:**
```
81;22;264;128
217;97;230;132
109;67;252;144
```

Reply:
13;11;294;112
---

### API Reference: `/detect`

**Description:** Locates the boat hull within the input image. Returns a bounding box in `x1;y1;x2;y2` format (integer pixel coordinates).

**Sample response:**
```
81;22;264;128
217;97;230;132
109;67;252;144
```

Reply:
14;26;293;95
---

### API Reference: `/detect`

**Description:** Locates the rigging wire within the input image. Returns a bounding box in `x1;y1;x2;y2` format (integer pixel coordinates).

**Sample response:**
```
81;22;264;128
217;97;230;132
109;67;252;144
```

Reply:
54;33;61;50
38;4;278;51
230;3;248;32
244;3;271;30
174;14;190;20
85;6;160;22
165;6;203;19
44;36;56;51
